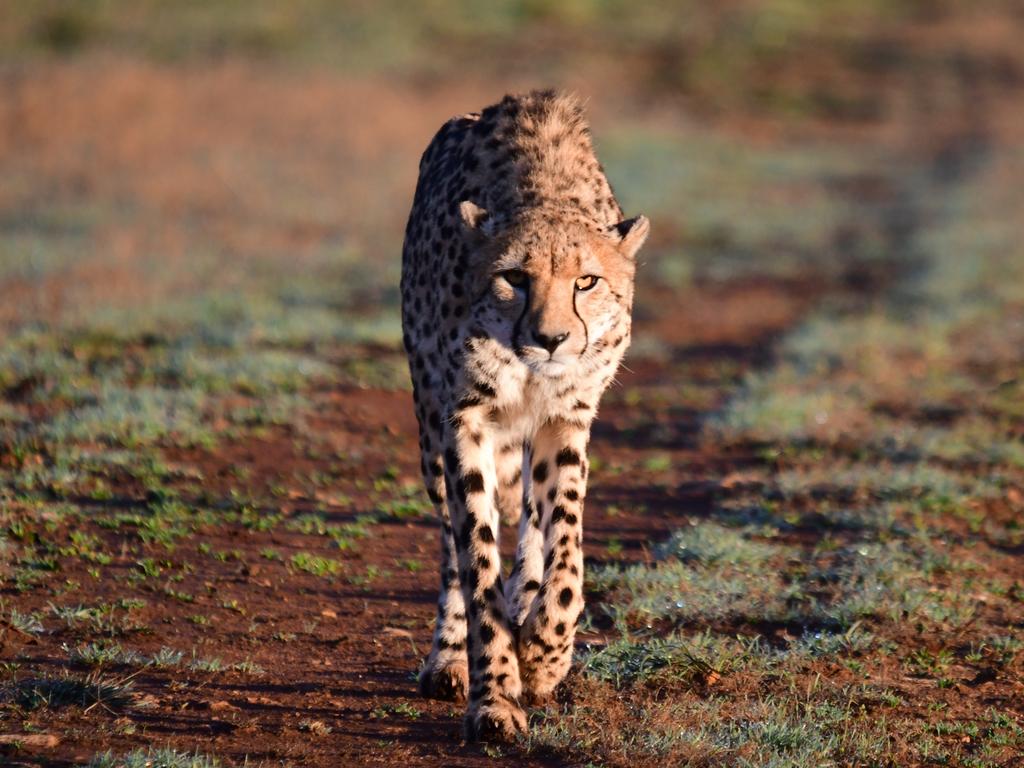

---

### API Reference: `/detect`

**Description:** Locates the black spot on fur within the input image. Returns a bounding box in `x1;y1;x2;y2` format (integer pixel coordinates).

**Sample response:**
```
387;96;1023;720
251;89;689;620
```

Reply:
556;448;581;466
463;470;485;494
479;622;495;643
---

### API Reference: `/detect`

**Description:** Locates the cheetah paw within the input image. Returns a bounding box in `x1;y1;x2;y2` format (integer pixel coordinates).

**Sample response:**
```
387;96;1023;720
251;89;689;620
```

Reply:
519;673;561;705
418;660;468;702
521;686;556;706
518;648;568;702
464;699;528;742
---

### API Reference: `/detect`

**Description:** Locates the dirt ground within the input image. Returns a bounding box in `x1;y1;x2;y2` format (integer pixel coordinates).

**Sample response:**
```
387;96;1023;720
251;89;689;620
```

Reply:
2;4;1024;767
1;277;832;767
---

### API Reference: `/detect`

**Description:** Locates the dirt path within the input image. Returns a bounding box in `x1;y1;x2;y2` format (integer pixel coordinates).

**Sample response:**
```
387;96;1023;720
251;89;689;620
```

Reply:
5;233;926;766
0;264;833;767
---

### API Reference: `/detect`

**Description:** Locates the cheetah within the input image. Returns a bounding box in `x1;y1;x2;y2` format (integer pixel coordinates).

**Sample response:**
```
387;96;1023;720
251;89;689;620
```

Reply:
400;90;648;740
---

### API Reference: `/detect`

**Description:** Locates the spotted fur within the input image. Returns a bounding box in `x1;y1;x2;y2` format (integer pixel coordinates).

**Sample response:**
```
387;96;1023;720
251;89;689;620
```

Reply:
400;90;648;740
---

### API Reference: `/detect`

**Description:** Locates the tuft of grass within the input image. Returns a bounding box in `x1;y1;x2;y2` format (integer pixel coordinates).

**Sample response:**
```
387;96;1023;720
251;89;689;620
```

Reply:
151;647;186;668
371;701;423;720
87;748;223;768
791;622;874;657
232;659;265;676
48;601;144;635
5;607;45;636
581;635;720;689
187;655;224;673
65;641;145;668
11;671;135;711
290;551;343;577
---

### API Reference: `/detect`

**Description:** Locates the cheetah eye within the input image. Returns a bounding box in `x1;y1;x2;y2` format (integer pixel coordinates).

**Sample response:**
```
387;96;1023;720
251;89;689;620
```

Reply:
501;269;528;288
575;275;599;291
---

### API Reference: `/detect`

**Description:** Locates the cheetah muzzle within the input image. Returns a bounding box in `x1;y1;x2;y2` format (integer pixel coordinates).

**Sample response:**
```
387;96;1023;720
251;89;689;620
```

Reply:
400;90;648;741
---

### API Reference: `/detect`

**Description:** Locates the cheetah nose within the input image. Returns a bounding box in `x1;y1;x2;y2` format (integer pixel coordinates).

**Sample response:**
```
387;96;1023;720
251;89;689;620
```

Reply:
533;331;569;354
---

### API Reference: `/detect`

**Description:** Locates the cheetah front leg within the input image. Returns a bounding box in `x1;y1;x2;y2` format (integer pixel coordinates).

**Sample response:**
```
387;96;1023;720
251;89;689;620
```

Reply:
443;402;526;741
419;493;470;701
416;409;469;701
504;441;543;632
516;420;588;700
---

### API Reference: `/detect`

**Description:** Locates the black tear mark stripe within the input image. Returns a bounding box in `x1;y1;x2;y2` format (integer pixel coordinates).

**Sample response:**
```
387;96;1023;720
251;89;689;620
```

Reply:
511;281;531;352
571;282;590;355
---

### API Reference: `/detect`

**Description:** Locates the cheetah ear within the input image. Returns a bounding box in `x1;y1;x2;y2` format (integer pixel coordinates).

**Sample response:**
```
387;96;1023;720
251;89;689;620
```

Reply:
613;215;650;259
459;200;491;234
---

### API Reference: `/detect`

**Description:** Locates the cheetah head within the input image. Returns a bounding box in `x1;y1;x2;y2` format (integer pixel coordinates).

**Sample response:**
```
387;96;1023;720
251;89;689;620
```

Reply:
460;202;649;376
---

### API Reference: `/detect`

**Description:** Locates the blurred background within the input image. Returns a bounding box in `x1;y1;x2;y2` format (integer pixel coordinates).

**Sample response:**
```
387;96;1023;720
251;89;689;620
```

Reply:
3;0;1021;351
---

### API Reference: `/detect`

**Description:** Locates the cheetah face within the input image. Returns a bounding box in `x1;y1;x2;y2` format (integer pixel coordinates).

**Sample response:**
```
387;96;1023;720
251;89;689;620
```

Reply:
461;203;649;376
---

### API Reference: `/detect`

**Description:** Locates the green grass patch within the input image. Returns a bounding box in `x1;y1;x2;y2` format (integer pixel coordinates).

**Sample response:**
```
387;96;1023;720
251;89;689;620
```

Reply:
290;551;343;578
